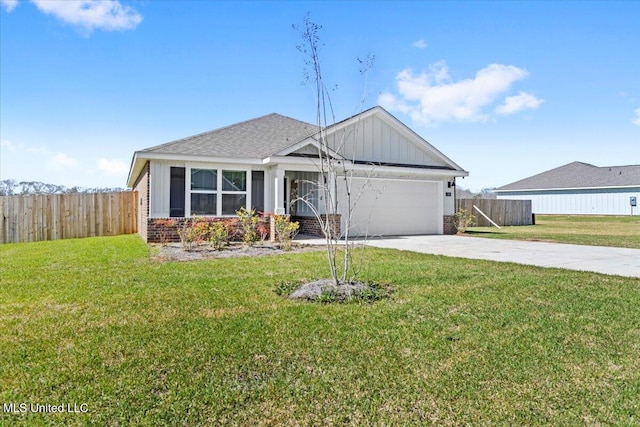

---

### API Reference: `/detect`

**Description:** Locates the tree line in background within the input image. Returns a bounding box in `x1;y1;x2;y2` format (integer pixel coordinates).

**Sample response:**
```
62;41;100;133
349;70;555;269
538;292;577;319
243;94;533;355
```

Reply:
0;179;127;196
456;186;497;199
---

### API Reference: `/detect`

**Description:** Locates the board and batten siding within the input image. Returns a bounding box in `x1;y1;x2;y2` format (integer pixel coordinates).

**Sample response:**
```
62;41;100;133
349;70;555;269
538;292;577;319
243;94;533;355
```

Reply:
496;187;640;215
326;115;443;167
149;160;174;217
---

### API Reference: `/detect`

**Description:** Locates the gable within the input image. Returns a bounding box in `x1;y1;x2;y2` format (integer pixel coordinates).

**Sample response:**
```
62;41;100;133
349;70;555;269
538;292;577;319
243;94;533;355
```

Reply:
288;143;322;157
323;107;461;170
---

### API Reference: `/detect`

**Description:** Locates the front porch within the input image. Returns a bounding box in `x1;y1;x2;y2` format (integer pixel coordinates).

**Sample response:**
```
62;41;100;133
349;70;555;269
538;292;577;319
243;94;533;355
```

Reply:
144;167;340;243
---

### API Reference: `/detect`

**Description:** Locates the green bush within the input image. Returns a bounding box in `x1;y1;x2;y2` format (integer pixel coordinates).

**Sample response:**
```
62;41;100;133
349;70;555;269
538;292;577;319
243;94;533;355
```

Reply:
177;217;209;250
236;207;259;245
154;219;176;246
453;208;476;233
208;221;229;250
273;214;300;250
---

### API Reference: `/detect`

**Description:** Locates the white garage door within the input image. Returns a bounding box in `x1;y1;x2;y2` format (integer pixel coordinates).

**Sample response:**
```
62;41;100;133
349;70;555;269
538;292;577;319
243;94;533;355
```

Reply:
337;177;442;237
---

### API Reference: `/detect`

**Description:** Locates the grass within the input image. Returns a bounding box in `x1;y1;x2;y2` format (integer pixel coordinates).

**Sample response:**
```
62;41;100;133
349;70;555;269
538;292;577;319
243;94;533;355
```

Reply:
1;235;640;425
465;214;640;248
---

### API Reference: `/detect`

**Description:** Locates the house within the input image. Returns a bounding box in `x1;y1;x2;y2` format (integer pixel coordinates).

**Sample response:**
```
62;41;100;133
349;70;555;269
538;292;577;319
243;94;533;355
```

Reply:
126;106;469;242
494;161;640;215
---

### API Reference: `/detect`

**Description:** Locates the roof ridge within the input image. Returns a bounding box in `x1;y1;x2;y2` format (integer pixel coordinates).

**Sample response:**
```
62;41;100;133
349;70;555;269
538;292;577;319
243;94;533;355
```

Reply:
573;161;597;167
599;163;640;169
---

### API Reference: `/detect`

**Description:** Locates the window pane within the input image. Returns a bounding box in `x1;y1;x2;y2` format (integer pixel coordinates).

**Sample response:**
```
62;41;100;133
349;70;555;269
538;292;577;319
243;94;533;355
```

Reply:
191;169;217;190
222;170;246;191
222;194;246;215
191;193;217;215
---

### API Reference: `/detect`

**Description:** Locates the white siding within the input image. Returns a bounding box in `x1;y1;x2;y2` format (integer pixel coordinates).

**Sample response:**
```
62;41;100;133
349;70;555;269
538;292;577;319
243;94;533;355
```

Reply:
326;115;444;167
149;161;171;217
497;188;640;215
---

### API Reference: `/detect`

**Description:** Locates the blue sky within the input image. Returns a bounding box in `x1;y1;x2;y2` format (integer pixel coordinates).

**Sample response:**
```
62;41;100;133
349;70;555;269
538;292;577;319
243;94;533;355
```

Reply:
1;1;638;191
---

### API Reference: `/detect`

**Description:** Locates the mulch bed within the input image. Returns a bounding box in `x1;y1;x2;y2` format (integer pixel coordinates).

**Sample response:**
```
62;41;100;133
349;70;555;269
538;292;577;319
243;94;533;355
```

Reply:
151;242;325;262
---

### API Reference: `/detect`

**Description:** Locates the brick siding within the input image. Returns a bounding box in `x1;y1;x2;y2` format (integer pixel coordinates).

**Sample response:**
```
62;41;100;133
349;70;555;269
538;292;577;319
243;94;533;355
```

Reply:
291;214;341;238
443;215;456;235
146;216;270;244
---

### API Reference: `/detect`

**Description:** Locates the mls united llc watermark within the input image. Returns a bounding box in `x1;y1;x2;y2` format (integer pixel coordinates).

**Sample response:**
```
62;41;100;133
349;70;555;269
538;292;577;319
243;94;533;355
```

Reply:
2;402;88;414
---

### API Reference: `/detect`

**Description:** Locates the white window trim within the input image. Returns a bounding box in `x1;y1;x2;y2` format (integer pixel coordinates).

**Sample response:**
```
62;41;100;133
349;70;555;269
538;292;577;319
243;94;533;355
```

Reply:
184;165;252;217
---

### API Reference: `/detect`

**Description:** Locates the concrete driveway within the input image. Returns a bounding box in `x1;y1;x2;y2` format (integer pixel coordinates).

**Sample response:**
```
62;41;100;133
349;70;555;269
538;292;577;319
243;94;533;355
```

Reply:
363;235;640;278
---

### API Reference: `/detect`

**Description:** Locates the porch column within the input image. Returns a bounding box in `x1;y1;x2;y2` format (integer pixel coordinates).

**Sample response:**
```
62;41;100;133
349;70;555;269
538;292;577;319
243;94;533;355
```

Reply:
274;168;285;215
325;172;338;214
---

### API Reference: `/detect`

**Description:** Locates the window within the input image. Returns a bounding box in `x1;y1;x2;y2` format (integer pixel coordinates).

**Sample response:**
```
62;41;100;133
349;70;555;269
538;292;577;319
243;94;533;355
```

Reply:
190;169;217;215
222;170;246;192
186;168;248;216
221;170;246;215
191;193;217;215
191;169;217;191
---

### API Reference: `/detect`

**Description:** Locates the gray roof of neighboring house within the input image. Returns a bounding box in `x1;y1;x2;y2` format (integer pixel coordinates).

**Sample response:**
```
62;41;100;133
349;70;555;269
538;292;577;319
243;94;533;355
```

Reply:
495;161;640;191
140;113;318;159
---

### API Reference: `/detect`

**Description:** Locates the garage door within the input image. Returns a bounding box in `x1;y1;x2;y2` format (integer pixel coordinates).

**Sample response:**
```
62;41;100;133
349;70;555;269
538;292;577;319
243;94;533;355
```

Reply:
337;177;442;237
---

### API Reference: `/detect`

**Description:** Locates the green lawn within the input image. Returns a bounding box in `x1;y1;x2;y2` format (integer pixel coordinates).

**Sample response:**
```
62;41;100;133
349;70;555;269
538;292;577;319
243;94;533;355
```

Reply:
1;235;640;425
466;214;640;248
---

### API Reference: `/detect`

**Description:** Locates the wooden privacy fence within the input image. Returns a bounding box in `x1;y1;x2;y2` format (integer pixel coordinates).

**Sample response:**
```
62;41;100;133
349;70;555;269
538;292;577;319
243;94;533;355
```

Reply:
456;198;533;226
0;191;138;244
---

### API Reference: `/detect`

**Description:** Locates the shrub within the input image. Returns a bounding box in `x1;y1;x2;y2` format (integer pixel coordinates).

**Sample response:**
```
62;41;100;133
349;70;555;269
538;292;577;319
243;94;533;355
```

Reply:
208;221;229;250
256;215;270;242
177;217;209;251
453;208;476;233
154;219;176;246
236;207;259;245
273;214;300;251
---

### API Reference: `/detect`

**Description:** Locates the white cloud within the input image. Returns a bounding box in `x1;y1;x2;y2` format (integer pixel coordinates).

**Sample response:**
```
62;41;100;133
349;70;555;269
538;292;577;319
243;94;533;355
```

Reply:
47;153;79;171
1;139;19;151
412;39;428;49
97;158;128;175
1;0;18;12
1;139;52;155
30;0;142;32
632;108;640;126
496;91;544;115
28;145;50;155
379;61;540;126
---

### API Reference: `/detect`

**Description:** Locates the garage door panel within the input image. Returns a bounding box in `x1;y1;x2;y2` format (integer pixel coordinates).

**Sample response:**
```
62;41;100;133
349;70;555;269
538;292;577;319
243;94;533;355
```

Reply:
338;177;441;237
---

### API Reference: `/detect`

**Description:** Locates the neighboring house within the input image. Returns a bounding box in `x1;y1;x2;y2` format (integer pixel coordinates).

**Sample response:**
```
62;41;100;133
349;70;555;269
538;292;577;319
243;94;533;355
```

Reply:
127;106;469;242
494;161;640;216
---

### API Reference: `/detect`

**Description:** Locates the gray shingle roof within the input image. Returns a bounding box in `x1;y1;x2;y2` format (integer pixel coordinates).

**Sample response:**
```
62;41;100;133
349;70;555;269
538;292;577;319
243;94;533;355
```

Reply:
496;161;640;191
141;113;318;159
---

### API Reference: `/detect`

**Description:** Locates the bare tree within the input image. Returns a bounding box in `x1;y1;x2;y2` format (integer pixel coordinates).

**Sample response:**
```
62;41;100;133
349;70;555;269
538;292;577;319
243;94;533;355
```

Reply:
294;16;375;286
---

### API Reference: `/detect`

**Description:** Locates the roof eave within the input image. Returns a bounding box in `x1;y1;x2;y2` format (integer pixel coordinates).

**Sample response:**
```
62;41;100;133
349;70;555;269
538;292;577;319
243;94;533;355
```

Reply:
126;152;265;188
494;184;640;193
